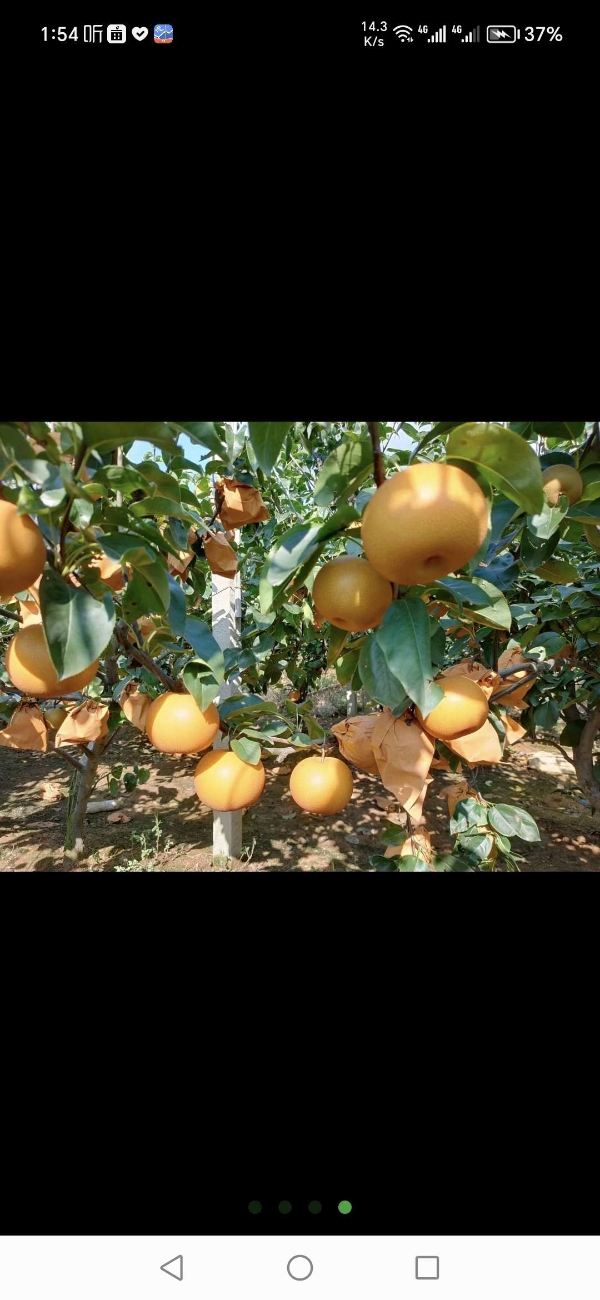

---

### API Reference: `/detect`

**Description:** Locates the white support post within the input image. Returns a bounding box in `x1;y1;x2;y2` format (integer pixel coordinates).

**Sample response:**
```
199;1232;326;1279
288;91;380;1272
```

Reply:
346;689;358;717
212;534;243;861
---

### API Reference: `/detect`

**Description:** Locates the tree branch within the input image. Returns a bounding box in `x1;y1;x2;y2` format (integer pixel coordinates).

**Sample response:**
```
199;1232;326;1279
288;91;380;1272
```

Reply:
0;606;22;622
59;442;87;565
572;708;600;811
54;748;84;774
492;674;537;702
115;623;180;691
538;736;575;766
492;630;500;673
368;422;385;488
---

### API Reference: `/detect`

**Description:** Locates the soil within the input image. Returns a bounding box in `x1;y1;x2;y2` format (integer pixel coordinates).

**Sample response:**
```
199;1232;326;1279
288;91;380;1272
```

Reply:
1;705;599;872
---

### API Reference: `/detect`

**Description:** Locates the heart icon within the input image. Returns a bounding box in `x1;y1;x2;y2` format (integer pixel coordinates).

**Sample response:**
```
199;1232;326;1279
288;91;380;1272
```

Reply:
132;26;148;40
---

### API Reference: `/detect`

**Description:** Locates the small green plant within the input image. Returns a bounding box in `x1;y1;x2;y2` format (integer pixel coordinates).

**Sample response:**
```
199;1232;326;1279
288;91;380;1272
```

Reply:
370;797;540;872
113;814;172;872
105;763;151;798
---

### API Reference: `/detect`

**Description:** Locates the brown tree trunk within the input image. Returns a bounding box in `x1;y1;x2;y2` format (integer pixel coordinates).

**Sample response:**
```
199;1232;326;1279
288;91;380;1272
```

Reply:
64;735;110;863
572;709;600;811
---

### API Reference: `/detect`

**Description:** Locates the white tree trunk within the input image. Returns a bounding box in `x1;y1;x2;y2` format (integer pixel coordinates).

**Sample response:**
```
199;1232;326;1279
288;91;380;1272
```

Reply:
212;529;243;861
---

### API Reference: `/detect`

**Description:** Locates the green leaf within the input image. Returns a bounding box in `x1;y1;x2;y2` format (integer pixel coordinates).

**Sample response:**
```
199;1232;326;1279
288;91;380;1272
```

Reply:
359;634;410;713
489;497;520;544
533;558;579;584
335;647;361;687
183;618;225;683
39;566;115;678
130;497;191;521
429;578;494;609
532;420;585;441
327;624;349;668
520;526;562;571
231;736;262;765
487;804;541;841
429;622;446;667
397;855;431;872
560;719;585;747
527;497;569;540
446;422;544;515
494;832;512;855
248;422;294;475
434;853;477;872
408;421;467;461
525;631;567;659
166;574;187;637
567;497;600;524
450;798;489;835
122;570;168;620
533;699;561;729
509;421;535;439
170;422;229;459
266;507;358;588
456;832;495;861
79;422;177;453
455;576;511;630
182;660;222;713
240;722;289;742
314;438;373;506
92;465;150;495
370;855;399;871
0;423;45;478
374;599;444;714
380;823;407;847
217;694;278;722
540;451;576;469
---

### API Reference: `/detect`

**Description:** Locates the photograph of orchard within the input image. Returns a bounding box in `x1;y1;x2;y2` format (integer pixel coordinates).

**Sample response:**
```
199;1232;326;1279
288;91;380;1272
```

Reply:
1;419;599;872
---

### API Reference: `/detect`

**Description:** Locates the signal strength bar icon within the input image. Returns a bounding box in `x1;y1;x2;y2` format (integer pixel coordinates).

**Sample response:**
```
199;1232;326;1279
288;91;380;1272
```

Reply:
461;25;480;41
428;24;446;42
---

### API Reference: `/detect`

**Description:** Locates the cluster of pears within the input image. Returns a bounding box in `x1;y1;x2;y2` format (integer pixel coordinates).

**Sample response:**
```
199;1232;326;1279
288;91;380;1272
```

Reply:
313;462;490;634
142;689;355;816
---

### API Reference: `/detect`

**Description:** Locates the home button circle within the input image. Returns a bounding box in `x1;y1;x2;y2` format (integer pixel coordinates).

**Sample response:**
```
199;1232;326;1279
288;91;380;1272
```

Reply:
287;1256;313;1281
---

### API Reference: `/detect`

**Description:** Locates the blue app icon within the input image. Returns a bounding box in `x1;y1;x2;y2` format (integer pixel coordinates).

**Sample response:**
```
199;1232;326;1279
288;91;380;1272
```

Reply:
154;24;173;42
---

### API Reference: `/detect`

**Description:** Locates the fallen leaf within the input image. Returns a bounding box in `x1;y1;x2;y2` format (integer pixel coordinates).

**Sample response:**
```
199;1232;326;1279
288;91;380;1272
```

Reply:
40;782;65;802
107;812;131;824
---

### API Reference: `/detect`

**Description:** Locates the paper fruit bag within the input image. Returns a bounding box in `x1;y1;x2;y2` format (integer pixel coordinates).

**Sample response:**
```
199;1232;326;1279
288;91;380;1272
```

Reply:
217;479;270;529
371;710;435;813
121;683;151;732
55;702;109;747
331;713;381;775
203;531;238;578
0;702;49;751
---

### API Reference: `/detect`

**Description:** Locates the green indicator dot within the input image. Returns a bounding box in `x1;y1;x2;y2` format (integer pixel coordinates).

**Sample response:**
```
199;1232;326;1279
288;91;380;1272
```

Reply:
278;1200;292;1214
248;1200;262;1214
308;1201;322;1214
338;1200;352;1215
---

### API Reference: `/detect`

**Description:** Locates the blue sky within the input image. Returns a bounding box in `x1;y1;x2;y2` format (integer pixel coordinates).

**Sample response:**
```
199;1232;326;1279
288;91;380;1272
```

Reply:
128;434;202;465
127;423;419;465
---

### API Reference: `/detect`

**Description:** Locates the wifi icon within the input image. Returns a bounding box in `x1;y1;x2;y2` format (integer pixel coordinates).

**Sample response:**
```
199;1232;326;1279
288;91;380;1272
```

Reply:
393;25;413;40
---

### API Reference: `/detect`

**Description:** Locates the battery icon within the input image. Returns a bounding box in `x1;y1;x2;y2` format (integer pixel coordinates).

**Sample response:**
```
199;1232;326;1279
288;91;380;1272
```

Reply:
487;25;518;41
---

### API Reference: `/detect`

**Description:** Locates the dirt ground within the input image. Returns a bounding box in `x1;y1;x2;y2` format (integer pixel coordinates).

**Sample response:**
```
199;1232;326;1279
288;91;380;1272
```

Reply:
1;697;598;872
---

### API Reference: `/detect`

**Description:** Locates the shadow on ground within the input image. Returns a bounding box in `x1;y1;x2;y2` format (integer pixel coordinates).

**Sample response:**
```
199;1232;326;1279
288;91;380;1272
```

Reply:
1;729;599;872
